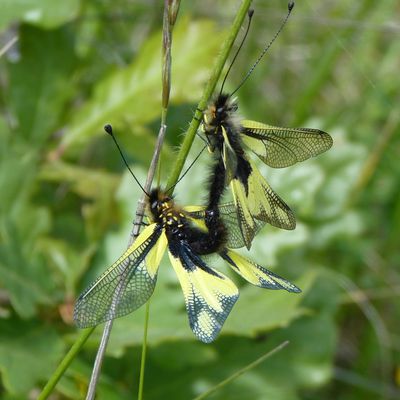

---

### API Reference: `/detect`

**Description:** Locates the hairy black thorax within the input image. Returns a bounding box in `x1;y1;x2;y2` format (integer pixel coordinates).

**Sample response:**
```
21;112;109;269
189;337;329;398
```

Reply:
147;188;227;257
203;94;252;193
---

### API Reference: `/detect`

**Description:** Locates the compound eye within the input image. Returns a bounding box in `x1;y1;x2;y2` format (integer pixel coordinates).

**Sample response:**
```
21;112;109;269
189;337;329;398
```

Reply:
151;201;158;209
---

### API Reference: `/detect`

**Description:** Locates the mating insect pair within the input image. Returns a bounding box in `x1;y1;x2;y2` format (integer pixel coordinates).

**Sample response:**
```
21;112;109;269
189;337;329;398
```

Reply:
74;1;332;342
74;174;300;343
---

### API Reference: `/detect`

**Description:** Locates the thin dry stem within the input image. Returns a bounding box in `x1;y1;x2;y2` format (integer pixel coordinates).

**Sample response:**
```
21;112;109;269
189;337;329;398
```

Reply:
86;1;179;398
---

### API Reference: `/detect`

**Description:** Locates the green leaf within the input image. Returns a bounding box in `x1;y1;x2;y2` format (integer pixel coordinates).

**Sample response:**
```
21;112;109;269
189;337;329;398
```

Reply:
0;139;38;220
269;313;337;390
62;18;223;152
55;357;126;400
249;223;310;267
310;211;364;249
7;24;76;145
39;160;121;240
0;319;65;395
259;160;326;220
0;212;54;317
0;121;56;317
313;129;367;219
140;311;336;400
224;271;315;335
0;0;80;30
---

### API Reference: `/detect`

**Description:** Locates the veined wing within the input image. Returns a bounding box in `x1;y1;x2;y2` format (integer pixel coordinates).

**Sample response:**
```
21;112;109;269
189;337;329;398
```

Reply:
241;120;333;168
168;244;238;343
221;250;301;293
218;203;265;249
184;203;264;249
74;223;167;328
231;158;296;249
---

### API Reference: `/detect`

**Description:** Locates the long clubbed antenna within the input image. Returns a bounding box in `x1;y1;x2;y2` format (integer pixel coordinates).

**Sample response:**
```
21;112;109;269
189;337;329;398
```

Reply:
230;1;295;97
104;124;150;197
219;9;255;96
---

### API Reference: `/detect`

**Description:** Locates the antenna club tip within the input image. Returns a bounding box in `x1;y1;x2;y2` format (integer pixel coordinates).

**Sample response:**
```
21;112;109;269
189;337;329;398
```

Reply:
248;9;254;18
104;124;113;135
288;1;295;12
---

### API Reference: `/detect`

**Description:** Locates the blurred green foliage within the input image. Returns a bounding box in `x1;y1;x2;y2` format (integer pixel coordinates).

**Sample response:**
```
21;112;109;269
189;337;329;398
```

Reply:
0;0;399;399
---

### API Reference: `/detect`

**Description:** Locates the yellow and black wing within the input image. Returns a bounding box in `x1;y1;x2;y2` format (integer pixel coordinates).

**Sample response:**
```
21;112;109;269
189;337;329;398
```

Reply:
74;223;167;328
231;158;296;249
241;120;333;168
168;245;238;343
221;250;301;293
184;203;264;249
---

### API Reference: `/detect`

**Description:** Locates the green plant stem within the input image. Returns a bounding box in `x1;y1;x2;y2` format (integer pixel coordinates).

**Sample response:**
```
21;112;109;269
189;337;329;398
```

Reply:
323;270;392;396
351;108;399;203
37;327;95;400
192;340;289;400
165;0;253;191
138;301;151;400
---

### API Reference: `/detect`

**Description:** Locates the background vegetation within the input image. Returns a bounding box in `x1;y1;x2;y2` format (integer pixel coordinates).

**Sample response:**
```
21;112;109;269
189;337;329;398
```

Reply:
0;0;399;399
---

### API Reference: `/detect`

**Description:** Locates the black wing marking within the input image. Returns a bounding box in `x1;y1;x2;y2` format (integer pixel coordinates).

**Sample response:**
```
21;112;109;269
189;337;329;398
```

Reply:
168;243;238;343
221;250;301;293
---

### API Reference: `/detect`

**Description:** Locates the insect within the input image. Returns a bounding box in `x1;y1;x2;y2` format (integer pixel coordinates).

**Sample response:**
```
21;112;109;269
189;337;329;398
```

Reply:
201;2;333;249
74;127;300;343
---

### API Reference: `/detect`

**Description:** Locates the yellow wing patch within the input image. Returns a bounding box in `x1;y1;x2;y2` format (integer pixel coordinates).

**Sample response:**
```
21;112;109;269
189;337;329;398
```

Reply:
221;126;238;183
231;158;295;249
168;249;238;343
182;205;206;214
182;205;208;232
222;250;301;293
74;223;164;328
146;230;167;277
